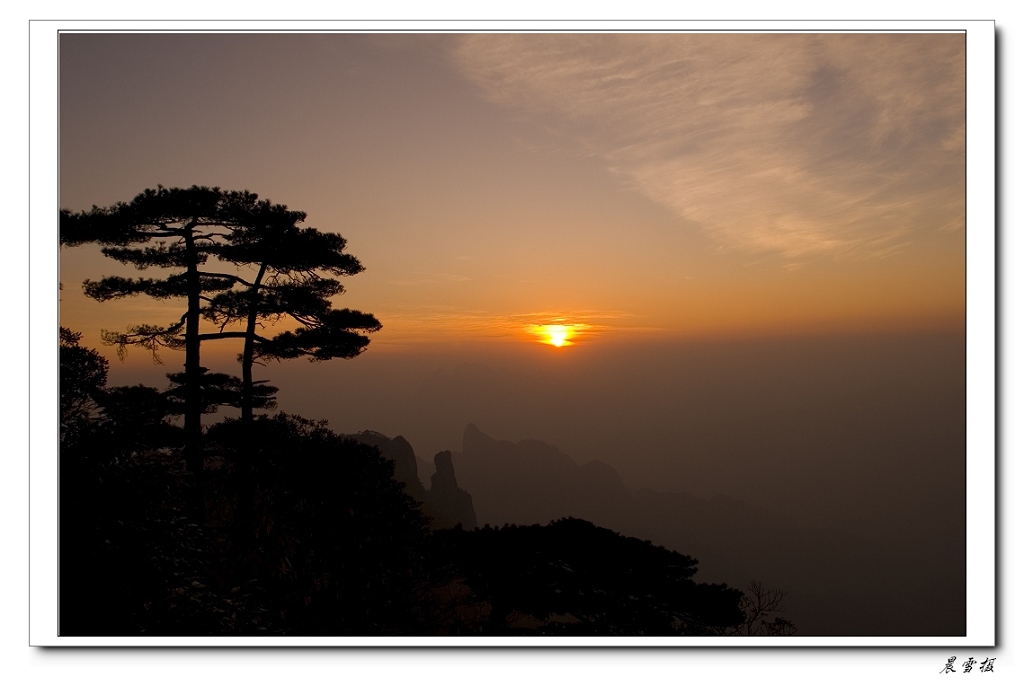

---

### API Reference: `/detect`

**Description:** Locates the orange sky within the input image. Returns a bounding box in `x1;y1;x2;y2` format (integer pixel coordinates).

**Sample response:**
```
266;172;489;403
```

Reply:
59;32;965;353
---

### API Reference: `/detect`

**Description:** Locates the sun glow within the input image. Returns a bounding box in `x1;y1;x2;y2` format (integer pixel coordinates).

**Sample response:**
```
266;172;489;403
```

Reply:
528;323;578;347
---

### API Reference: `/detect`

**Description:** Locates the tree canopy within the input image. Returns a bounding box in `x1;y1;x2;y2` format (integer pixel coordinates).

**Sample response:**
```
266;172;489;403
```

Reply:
201;220;380;422
61;186;380;471
59;326;108;446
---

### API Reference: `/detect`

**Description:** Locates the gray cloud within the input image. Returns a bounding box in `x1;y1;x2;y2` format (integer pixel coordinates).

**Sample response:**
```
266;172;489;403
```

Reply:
452;33;965;261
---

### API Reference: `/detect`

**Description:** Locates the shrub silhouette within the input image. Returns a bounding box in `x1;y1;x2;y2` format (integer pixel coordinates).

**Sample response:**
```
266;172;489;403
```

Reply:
431;518;744;635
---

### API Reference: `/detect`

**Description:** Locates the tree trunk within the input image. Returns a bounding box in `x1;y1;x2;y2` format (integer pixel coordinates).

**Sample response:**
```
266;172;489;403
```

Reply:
232;262;268;586
240;262;268;424
183;225;203;474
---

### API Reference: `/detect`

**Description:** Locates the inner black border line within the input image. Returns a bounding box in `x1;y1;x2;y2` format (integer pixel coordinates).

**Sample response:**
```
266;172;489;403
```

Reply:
38;23;989;650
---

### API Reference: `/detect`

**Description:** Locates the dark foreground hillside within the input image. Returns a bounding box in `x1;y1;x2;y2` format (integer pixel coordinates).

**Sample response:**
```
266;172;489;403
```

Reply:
60;414;753;637
62;415;432;635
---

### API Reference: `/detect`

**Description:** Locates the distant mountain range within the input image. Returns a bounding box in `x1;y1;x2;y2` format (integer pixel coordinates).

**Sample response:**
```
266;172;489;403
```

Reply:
352;423;965;637
343;430;476;531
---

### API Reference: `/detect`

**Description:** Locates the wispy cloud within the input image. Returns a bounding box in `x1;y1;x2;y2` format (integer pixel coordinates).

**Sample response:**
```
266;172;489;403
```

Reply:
388;271;473;286
451;33;965;261
373;306;656;342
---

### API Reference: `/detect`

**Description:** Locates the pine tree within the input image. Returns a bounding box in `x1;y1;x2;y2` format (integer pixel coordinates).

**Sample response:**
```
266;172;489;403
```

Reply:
202;223;380;423
61;186;310;472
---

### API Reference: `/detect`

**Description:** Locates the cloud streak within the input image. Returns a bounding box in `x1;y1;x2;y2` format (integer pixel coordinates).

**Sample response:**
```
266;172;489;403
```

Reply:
388;271;473;286
371;306;655;343
451;33;965;261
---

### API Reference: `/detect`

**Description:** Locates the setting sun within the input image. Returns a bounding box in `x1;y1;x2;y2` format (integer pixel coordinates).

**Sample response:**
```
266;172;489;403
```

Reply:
528;323;578;347
545;324;572;347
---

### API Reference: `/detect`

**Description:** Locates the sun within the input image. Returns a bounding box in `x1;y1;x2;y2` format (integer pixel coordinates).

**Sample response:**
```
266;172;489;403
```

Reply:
527;323;578;347
544;324;572;347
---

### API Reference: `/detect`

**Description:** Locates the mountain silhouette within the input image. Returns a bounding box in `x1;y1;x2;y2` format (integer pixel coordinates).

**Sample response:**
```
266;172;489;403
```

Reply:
450;423;963;636
345;430;476;530
429;451;477;530
454;423;633;527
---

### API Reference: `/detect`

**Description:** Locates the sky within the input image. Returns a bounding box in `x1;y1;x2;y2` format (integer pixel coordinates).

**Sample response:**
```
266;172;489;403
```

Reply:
60;32;965;349
58;31;967;533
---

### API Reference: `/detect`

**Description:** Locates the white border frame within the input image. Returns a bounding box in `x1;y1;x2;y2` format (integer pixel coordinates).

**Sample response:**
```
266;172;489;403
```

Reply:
30;19;996;647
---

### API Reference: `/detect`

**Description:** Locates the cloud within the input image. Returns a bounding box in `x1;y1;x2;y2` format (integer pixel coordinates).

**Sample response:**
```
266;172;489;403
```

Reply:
388;271;473;286
373;306;653;342
451;33;965;261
